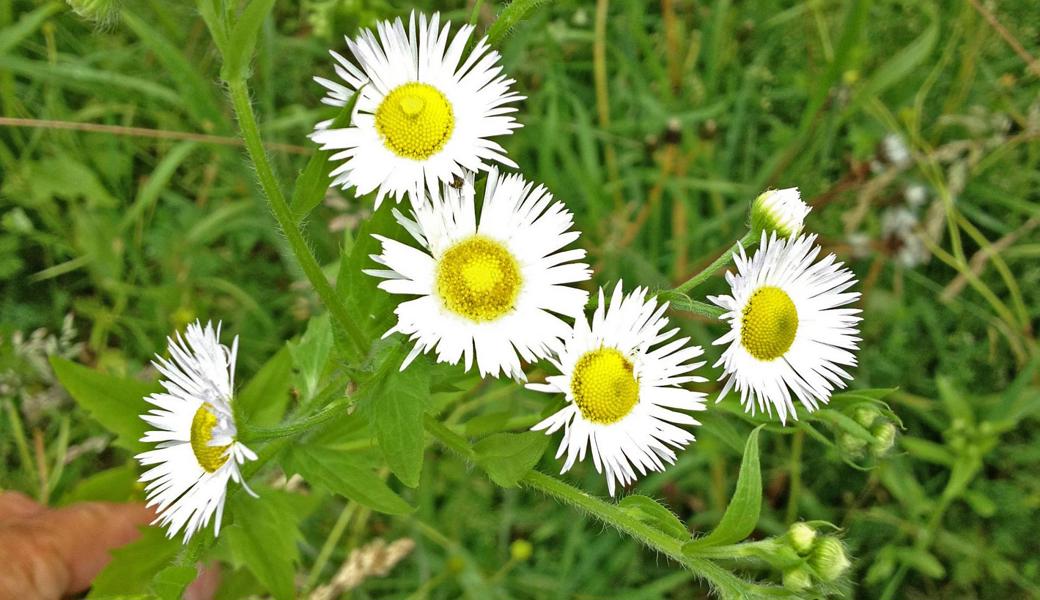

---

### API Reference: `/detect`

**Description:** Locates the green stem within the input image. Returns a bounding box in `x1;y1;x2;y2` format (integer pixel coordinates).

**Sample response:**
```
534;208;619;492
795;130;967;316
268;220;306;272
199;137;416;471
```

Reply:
673;232;756;295
468;0;484;25
240;396;352;443
307;501;357;589
226;79;368;359
421;418;748;592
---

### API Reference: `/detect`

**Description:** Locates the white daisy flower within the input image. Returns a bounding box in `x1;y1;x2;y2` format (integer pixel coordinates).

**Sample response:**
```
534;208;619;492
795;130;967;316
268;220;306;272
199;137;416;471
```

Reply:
311;12;523;206
708;233;862;423
136;321;257;542
529;283;707;496
366;169;591;380
750;187;810;239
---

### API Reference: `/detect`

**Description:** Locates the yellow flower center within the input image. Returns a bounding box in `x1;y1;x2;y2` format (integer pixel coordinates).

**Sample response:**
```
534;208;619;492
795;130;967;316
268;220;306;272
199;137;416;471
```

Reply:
740;286;799;361
190;404;230;473
436;236;522;322
374;82;454;160
570;348;639;424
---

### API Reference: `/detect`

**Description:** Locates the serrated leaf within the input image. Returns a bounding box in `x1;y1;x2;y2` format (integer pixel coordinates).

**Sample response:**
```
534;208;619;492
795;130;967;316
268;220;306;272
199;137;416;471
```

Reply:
225;489;300;600
58;463;139;505
618;495;689;540
87;527;180;598
150;565;198;600
50;357;160;454
290;94;359;223
236;345;294;427
334;201;400;351
284;443;413;514
473;431;549;488
288;314;333;401
219;0;276;82
359;351;431;487
684;426;763;552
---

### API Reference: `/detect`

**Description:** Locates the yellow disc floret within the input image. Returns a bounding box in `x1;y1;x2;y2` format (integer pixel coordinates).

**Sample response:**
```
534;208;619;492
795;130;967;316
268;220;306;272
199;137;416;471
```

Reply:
190;404;230;473
436;236;522;322
375;82;454;160
570;348;640;424
740;286;799;361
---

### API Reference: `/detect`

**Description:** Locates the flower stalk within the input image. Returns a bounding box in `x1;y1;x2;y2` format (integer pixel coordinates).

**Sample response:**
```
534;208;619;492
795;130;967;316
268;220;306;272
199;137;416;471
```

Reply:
673;232;756;295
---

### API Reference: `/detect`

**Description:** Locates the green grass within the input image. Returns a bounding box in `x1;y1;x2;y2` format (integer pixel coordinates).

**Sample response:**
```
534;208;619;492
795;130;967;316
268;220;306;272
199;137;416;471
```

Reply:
2;0;1039;598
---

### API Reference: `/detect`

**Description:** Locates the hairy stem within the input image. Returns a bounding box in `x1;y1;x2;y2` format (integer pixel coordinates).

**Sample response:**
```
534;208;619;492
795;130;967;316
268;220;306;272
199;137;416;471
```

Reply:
673;232;756;295
226;79;368;358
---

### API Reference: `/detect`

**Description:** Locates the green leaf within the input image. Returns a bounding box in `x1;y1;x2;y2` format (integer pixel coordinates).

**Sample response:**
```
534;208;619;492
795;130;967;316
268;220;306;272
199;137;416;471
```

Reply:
474;431;550;488
290;94;360;223
50;357;160;454
236;345;294;427
684;426;764;552
88;527;180;598
58;463;139;505
284;443;413;515
225;489;300;600
288;313;333;401
618;495;689;540
220;0;276;82
335;200;400;350
150;565;198;600
846;8;938;116
359;350;432;487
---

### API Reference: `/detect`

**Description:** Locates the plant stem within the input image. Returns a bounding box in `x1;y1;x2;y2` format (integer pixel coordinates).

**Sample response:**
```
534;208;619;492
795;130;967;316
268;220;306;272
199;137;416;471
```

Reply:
786;429;804;524
226;79;368;359
673;232;756;295
240;396;352;443
421;418;748;592
468;0;484;25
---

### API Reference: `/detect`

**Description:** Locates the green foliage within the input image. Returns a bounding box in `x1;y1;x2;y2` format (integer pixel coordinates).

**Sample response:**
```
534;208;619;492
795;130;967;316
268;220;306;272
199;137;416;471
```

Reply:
357;349;432;487
473;431;550;487
284;442;413;514
685;426;763;551
290;94;360;224
3;0;1040;598
49;356;158;453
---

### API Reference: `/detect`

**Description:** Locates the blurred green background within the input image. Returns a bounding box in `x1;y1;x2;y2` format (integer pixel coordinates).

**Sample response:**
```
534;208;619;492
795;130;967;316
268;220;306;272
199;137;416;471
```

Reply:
2;0;1039;598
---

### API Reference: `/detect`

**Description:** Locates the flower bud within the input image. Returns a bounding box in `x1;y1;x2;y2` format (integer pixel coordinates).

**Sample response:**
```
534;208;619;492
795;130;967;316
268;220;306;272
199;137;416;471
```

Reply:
66;0;122;24
853;405;880;429
838;431;867;457
749;188;810;239
871;422;897;455
809;536;851;582
510;539;533;562
787;522;817;556
782;566;813;592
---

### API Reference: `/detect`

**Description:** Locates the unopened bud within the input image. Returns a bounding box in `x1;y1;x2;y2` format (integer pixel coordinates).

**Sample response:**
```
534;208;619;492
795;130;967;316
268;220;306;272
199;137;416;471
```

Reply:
787;522;816;556
838;432;867;457
809;537;851;582
782;566;813;592
853;406;880;429
749;188;810;239
871;422;897;455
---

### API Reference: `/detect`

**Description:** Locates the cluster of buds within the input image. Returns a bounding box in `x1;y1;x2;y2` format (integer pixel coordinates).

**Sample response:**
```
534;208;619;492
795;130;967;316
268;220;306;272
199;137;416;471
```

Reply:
837;405;898;459
781;523;852;592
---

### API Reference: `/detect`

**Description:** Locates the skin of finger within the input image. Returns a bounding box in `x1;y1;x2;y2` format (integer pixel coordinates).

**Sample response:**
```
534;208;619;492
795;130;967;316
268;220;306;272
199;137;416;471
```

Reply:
0;492;46;521
0;520;70;600
38;502;155;593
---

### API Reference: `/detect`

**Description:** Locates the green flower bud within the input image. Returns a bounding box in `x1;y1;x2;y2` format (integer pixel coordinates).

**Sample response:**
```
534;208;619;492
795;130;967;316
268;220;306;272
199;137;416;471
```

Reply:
66;0;122;24
871;422;897;455
787;522;817;556
853;405;880;429
838;431;867;457
749;188;810;239
510;539;533;562
782;566;813;592
809;537;851;582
